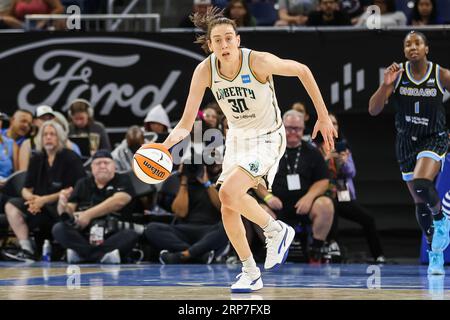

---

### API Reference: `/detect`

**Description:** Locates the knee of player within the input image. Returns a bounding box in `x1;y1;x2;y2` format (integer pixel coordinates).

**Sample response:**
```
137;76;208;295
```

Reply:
412;178;433;194
218;185;236;207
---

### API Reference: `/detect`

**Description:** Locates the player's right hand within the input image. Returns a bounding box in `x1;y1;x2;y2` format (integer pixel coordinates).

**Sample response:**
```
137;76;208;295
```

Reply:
384;62;404;86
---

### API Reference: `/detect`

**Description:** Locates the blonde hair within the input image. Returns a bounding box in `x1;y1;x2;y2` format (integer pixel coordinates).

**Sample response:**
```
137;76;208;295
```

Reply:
35;120;67;153
191;6;238;53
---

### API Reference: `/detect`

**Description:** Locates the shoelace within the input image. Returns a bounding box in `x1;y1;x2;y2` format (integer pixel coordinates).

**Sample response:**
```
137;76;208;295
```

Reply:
264;232;276;252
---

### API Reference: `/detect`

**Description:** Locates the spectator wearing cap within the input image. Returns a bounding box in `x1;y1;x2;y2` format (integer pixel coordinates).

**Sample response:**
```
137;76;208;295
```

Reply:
52;149;139;264
0;111;18;187
2;120;86;262
1;109;32;147
18;106;82;171
179;0;212;28
143;104;171;143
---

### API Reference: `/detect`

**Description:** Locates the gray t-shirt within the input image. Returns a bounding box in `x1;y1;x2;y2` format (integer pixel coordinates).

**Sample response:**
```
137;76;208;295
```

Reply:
278;0;318;15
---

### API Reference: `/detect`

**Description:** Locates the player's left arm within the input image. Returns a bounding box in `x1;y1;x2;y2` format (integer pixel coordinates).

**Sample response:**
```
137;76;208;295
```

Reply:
251;51;337;151
439;67;450;92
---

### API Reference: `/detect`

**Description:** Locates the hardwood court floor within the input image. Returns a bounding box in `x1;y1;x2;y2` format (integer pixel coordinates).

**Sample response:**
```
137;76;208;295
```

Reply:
0;262;448;300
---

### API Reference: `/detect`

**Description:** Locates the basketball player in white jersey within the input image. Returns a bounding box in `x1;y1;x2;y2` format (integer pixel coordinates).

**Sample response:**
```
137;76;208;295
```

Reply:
161;7;337;293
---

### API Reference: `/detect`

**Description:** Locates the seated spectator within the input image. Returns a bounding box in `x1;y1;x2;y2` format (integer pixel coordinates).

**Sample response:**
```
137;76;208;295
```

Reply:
256;110;334;263
179;0;212;28
408;0;443;25
224;0;257;27
68;98;112;158
52;149;139;264
1;0;65;30
1;109;32;147
0;111;18;186
306;0;352;26
111;125;144;172
19;105;81;171
275;0;318;26
316;113;385;263
144;162;229;264
291;101;312;142
356;0;407;27
201;103;220;129
143;104;171;143
340;0;370;24
2;121;85;262
52;110;81;156
0;0;12;28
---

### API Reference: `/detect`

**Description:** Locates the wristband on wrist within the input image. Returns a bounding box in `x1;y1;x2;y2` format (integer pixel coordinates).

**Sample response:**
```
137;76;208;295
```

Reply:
203;180;212;188
263;194;273;202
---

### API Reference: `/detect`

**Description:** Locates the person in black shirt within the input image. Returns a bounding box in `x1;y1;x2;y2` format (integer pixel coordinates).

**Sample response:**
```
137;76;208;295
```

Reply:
52;149;139;264
369;31;450;275
306;0;352;26
3;121;85;262
256;110;334;263
145;162;229;264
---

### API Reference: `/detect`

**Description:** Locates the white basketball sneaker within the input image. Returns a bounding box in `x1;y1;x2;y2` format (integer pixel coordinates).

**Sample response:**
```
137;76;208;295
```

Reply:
264;220;295;270
230;267;263;293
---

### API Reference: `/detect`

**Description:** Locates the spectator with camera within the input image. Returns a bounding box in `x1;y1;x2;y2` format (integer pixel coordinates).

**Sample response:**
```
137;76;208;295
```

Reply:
316;113;385;263
144;157;229;264
256;110;334;263
52;149;139;264
2;120;85;262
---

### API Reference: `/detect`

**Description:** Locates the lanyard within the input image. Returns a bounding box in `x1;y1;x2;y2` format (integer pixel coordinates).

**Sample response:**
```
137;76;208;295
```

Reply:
284;146;301;174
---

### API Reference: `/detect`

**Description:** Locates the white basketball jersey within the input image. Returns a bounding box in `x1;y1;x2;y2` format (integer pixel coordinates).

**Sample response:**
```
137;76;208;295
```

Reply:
210;48;282;138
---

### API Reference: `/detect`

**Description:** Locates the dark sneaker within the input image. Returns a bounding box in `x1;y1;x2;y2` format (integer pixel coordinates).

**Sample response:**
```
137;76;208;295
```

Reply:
199;250;215;264
2;248;36;263
159;250;182;265
309;246;325;265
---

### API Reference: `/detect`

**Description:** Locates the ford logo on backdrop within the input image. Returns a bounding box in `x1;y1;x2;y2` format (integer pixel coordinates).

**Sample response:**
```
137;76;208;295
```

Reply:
0;35;205;127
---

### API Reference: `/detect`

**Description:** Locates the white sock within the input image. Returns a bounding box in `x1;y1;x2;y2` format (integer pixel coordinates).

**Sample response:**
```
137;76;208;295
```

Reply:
241;256;258;273
19;239;34;254
262;218;282;233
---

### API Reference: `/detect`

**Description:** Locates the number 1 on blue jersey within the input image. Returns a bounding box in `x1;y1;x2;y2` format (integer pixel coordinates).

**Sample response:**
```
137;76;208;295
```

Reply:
414;101;420;114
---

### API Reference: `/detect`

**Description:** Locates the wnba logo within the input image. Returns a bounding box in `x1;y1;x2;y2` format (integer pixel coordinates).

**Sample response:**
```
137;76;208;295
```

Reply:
365;5;381;30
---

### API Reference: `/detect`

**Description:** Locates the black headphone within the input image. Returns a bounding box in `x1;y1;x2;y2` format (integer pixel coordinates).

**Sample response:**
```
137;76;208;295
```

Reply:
68;98;94;118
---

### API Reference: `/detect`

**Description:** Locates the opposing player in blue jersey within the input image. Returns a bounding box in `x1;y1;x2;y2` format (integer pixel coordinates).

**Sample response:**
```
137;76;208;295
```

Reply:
369;31;450;275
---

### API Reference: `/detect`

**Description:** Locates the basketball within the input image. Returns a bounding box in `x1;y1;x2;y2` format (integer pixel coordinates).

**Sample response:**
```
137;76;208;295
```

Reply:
132;143;173;184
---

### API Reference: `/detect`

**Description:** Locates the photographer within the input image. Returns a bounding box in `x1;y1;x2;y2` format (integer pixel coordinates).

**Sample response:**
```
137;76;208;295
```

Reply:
52;149;139;264
144;157;229;264
317;113;385;263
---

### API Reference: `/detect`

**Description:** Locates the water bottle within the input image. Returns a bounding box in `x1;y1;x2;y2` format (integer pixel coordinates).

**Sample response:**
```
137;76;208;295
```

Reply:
42;239;52;262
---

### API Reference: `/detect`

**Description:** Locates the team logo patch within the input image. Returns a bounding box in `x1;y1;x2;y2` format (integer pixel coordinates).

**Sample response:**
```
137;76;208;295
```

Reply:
241;74;251;84
248;160;260;173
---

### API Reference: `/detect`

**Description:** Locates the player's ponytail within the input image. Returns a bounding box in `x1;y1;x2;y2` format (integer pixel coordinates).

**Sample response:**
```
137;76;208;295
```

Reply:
190;6;237;54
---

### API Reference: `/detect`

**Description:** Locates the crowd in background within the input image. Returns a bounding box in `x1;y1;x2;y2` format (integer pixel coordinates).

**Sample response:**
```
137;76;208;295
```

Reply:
0;0;448;31
0;97;387;265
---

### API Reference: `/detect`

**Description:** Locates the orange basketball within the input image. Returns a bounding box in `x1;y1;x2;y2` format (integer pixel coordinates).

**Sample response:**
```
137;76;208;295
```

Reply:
132;143;173;184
